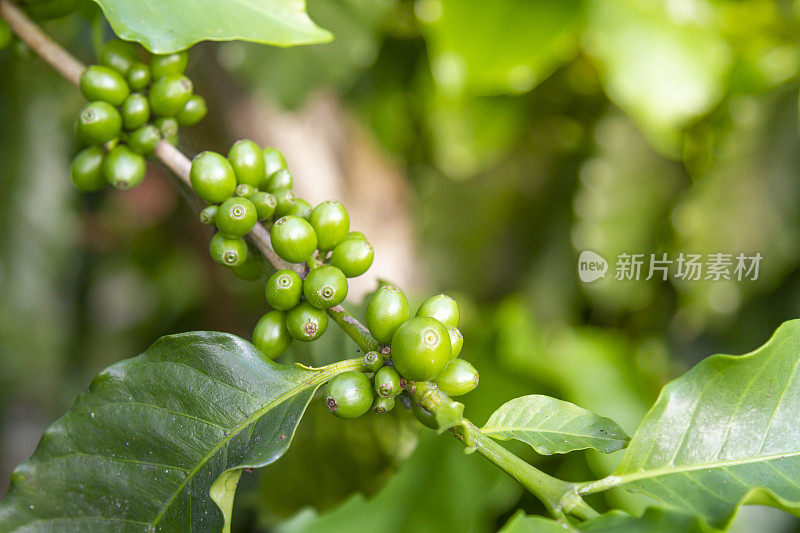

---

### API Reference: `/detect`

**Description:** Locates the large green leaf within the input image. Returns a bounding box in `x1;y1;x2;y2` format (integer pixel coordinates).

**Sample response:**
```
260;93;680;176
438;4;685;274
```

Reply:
481;395;629;455
579;320;800;527
93;0;332;53
0;331;350;531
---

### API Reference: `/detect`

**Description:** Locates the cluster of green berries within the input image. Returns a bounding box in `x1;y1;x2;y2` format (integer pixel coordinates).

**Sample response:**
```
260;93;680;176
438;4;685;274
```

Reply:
70;39;207;192
325;293;479;426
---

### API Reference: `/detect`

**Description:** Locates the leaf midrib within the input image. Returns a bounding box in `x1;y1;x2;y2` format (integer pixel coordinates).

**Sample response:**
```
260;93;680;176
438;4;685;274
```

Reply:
481;426;625;444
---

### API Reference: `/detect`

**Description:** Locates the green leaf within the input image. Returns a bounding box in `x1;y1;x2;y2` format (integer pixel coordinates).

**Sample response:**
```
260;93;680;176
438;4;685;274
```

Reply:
499;508;710;533
580;320;800;527
0;331;352;531
92;0;332;53
498;510;577;532
481;394;629;455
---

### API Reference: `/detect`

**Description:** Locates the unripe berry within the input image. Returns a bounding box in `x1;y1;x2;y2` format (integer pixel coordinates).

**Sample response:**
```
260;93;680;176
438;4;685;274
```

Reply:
231;251;262;282
272;188;297;217
190;151;237;204
411;402;439;429
126;62;151;91
286;301;328;341
266;169;292;192
127;124;161;154
416;294;459;328
228;139;265;187
149;74;193;117
366;285;409;344
200;205;218;225
215;197;257;238
303;265;348;309
235;184;256;199
251;191;277;220
265;269;303;311
154;117;179;144
151;52;188;78
71;146;106;192
100;39;139;75
263;147;288;182
309;200;350;251
446;325;463;360
80;65;130;106
363;351;383;372
374;366;403;398
434;359;478;397
330;235;374;278
286;198;312;219
176;94;207;126
252;310;292;360
209;232;247;267
270;215;317;263
373;396;395;414
103;145;146;190
390;317;451;381
77;101;121;145
121;93;150;130
326;371;373;419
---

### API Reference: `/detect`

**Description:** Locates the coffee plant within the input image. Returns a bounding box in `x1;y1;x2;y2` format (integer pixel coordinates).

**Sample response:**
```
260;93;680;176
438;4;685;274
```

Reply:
1;1;800;532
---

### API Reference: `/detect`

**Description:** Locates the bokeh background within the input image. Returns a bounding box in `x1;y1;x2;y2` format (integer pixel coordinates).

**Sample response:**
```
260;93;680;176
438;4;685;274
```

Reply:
2;0;800;531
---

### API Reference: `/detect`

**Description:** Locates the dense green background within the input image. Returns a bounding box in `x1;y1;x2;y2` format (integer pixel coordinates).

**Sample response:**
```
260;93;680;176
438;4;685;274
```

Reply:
2;0;800;531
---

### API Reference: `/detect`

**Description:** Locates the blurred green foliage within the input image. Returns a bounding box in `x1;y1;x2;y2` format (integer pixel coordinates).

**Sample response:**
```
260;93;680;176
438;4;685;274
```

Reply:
3;0;800;531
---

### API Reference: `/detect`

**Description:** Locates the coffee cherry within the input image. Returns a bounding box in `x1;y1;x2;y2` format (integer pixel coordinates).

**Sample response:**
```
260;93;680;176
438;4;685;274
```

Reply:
209;232;247;267
374;366;403;398
265;269;303;311
0;20;11;50
330;235;374;278
270;215;317;263
190;151;237;204
151;52;188;78
390;317;451;381
215;197;257;238
446;325;463;359
70;146;106;192
126;62;151;91
231;250;262;282
416;294;459;328
266;169;292;192
100;39;139;75
252;310;292;360
309;200;350;251
411;402;439;429
80;65;130;106
77;101;121;145
176;95;207;126
373;396;395;414
251;191;277;220
366;285;409;344
153;117;179;145
435;359;479;397
127;124;161;154
149;74;193;117
326;371;373;419
364;351;383;372
200;205;218;225
286;301;328;341
286;198;312;219
272;188;297;217
263;146;287;180
228;139;265;187
103;145;146;190
121;93;150;130
303;265;348;309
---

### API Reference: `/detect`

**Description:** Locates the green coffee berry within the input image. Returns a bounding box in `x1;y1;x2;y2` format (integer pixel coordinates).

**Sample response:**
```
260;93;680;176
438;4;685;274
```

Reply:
103;145;146;190
190;151;237;204
126;62;151;91
215;197;257;238
286;301;328;341
270;215;317;263
121;93;150;130
263;147;288;182
80;65;130;106
366;285;409;345
200;205;218;225
23;0;79;19
228;139;265;187
77;101;121;145
303;265;348;309
251;191;277;220
272;187;297;217
70;146;106;192
151;52;188;79
127;124;161;154
100;39;139;75
252;310;292;360
364;351;383;372
373;396;395;414
176;95;207;126
390;317;451;381
411;402;439;429
374;366;403;398
209;232;247;267
286;198;312;219
446;325;463;359
0;20;11;51
265;269;303;311
153;117;179;145
235;184;256;198
434;359;479;397
330;236;374;278
231;251;262;281
309;200;350;251
416;294;459;328
326;371;373;419
266;169;292;192
149;73;193;117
